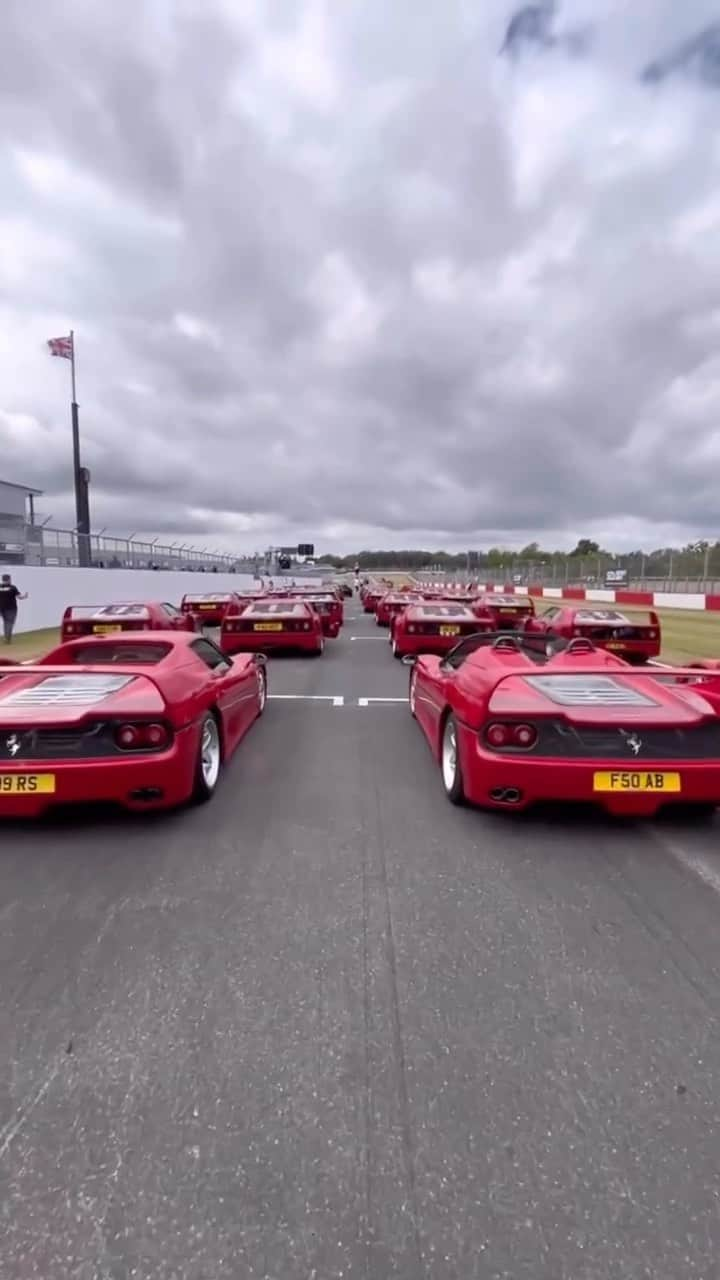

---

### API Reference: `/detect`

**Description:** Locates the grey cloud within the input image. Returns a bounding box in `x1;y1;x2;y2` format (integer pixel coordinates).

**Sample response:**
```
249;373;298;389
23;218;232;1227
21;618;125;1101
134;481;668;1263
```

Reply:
502;4;557;56
643;23;720;88
2;0;720;554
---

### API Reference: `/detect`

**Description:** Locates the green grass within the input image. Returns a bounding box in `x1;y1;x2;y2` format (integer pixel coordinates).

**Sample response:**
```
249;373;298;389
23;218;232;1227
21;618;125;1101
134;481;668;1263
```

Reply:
5;628;60;662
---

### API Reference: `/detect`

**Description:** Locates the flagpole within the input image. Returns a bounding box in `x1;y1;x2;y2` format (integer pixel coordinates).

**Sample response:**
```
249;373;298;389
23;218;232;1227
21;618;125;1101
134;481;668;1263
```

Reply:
70;327;77;404
69;330;92;567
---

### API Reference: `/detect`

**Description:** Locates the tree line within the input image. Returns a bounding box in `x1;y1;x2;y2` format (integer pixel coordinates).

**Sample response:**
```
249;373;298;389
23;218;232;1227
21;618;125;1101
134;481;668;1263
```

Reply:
316;540;720;574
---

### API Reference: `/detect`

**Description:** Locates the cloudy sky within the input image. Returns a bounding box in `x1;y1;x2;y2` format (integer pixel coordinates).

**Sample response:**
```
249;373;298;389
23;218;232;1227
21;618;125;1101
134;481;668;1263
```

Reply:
2;0;720;556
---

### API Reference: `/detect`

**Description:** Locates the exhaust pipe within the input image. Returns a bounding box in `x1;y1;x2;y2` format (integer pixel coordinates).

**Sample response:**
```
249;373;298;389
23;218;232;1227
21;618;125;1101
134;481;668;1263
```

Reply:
490;787;522;804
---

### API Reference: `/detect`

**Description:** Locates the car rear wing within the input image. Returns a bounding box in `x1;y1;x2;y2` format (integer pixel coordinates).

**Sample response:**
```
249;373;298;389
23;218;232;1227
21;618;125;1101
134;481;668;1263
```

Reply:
574;609;660;631
62;604;152;621
485;600;534;610
181;594;233;605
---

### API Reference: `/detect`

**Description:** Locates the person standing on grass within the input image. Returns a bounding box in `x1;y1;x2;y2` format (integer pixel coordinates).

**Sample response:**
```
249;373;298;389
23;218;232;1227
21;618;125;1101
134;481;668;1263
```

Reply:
0;573;28;645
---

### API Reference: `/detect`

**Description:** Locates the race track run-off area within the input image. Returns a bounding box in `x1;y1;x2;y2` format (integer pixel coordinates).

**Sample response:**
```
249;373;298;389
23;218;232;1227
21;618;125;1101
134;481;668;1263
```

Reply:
5;604;720;1279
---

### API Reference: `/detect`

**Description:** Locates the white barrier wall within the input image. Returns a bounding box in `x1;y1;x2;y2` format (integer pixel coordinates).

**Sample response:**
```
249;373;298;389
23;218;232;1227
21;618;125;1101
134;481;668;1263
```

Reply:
0;565;320;634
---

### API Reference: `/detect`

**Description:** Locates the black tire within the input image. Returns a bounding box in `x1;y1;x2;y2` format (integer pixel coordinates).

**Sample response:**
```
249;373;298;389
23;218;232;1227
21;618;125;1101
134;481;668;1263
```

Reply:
192;712;222;805
409;667;418;716
545;634;568;658
256;666;267;716
440;713;465;806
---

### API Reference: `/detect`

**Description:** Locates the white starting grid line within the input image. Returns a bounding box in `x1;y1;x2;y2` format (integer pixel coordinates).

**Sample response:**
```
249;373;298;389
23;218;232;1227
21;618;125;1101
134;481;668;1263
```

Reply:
267;696;407;706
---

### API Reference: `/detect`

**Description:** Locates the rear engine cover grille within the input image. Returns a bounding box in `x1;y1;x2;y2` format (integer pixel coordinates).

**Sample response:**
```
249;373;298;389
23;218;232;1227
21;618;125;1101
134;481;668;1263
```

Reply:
535;721;720;760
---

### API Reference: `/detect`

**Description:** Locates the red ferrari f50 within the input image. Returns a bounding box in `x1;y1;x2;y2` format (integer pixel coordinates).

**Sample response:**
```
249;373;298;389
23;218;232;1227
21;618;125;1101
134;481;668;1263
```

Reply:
0;632;266;817
406;632;720;817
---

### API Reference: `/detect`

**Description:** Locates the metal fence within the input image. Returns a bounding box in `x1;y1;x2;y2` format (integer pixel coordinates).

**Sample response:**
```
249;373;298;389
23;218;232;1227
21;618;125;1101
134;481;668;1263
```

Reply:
415;551;720;594
2;524;261;573
2;525;329;577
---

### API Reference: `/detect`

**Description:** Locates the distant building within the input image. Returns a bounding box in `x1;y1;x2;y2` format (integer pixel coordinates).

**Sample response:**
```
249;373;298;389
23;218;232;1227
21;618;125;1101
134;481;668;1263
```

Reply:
0;479;43;564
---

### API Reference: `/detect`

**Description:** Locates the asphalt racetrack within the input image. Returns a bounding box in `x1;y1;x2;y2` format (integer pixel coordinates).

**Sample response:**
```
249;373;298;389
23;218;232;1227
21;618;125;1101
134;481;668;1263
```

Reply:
4;602;720;1279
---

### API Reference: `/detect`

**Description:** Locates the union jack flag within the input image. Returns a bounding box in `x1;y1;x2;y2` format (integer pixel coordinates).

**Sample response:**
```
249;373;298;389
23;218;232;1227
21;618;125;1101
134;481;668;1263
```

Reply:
47;334;73;360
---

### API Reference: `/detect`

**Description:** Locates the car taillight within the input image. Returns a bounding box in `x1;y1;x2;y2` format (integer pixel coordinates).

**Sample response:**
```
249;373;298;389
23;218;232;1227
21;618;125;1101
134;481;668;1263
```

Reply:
145;724;168;747
484;722;538;750
573;627;583;637
303;622;310;631
114;722;170;751
486;723;510;747
648;629;657;639
514;723;537;747
408;624;416;633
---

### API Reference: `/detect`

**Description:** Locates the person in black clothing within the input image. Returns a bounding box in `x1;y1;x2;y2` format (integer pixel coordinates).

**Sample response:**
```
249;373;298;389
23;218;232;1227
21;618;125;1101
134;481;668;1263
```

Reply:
0;574;28;644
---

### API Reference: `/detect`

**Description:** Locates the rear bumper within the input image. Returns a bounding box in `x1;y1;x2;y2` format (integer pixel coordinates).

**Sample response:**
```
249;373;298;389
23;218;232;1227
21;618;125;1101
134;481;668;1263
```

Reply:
320;619;341;638
599;642;660;662
458;724;720;815
482;616;532;630
395;634;471;656
188;610;223;626
0;727;197;818
221;632;321;654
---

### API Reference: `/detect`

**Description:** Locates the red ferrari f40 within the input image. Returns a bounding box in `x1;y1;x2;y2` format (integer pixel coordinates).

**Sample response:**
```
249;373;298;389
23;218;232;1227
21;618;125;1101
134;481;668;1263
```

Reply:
523;605;660;663
62;602;198;640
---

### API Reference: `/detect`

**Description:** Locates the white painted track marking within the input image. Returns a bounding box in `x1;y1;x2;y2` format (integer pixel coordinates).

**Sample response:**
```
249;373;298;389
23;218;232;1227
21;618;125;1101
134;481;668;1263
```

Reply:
267;694;405;707
358;697;407;706
350;636;386;640
268;694;345;707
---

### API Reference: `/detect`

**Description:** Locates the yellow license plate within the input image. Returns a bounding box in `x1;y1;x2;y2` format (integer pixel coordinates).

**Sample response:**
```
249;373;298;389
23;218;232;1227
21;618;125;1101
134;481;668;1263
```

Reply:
93;624;122;634
0;774;56;794
593;771;681;793
254;622;283;631
606;642;625;650
440;625;460;636
198;605;216;610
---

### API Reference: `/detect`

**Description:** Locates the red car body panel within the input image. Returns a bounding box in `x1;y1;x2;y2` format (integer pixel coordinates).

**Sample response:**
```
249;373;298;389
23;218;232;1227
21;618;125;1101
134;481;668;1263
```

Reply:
278;591;343;635
392;603;492;657
61;602;197;641
523;605;661;662
409;636;720;816
472;593;535;629
0;632;265;817
362;588;384;614
301;595;342;636
376;593;422;627
180;592;245;627
220;600;324;655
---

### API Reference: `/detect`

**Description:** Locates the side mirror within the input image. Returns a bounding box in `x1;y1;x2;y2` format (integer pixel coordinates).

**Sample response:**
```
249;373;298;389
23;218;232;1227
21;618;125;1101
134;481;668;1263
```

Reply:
401;654;417;666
